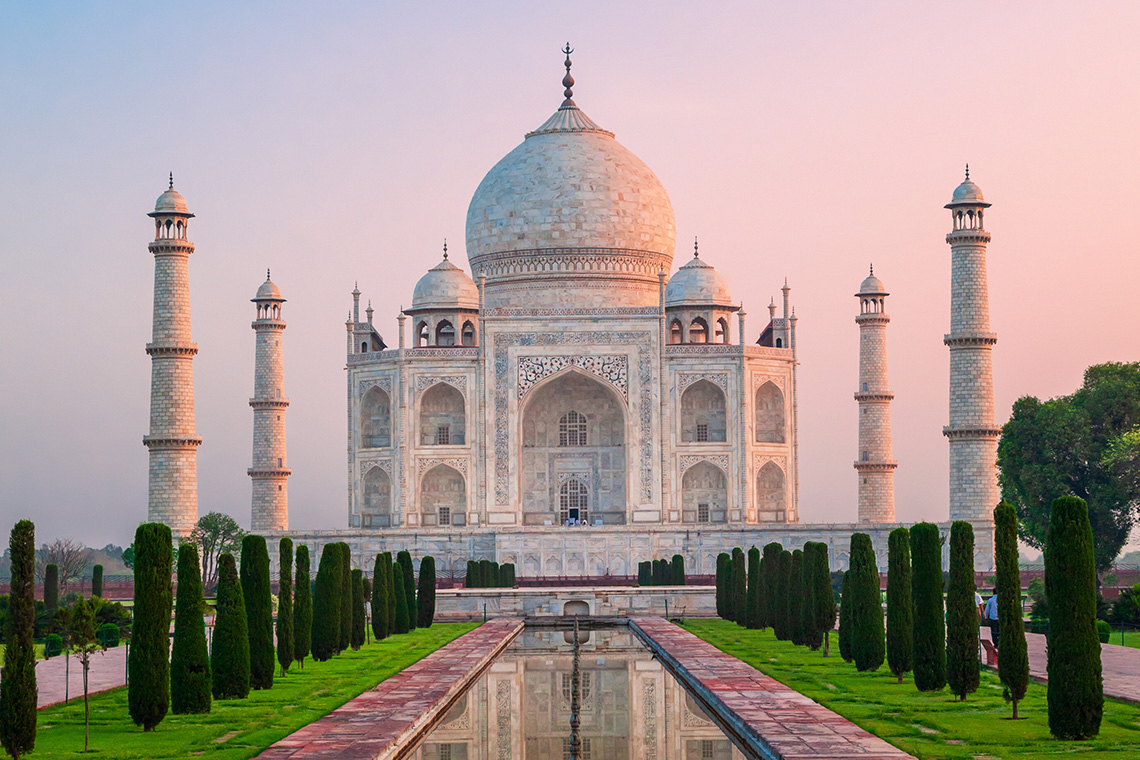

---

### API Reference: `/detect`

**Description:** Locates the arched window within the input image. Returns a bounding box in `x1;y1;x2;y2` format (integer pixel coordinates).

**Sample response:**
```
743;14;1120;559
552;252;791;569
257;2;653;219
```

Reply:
435;320;456;346
681;461;727;523
559;410;588;447
754;382;786;443
361;342;369;353
559;479;589;524
422;464;465;527
416;321;429;347
756;462;786;522
461;321;476;346
689;318;709;344
360;387;391;448
669;319;683;344
715;318;728;344
361;467;392;527
420;382;465;445
775;337;783;348
681;380;727;442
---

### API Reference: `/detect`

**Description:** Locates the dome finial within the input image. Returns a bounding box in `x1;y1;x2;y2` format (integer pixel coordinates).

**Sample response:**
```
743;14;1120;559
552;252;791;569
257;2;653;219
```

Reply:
168;171;174;190
267;267;271;281
965;163;970;181
693;236;699;258
561;42;575;106
869;263;873;276
443;238;448;259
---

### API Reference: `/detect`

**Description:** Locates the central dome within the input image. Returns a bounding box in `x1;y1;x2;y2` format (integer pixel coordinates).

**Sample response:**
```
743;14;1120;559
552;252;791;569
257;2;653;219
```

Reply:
465;81;676;309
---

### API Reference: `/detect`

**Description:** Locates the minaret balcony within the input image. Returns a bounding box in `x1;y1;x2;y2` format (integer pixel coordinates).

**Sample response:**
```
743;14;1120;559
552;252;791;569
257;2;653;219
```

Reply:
249;398;290;409
942;425;1001;440
945;229;991;244
247;467;292;477
143;434;203;449
853;390;894;402
251;319;286;330
146;343;199;357
943;332;997;347
853;460;898;471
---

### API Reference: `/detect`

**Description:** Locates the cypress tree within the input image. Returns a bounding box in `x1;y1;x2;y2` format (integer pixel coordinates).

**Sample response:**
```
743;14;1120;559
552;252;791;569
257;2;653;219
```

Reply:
399;551;418;626
911;522;946;691
466;560;478;588
491;561;501;588
849;533;884;671
240;535;274;690
44;563;59;614
746;546;761;629
802;543;822;650
0;519;37;759
763;543;783;631
310;543;342;661
715;553;729;618
672;554;685;585
171;543;211;714
790;549;807;645
886;527;913;683
501;563;516;587
774;550;792;640
946;521;979;700
371;554;388;640
838;570;853;662
211;553;250;700
128;522;173;731
351;569;366;649
393;564;411;634
384;553;396;631
812;542;836;653
1046;496;1103;739
293;545;312;668
994;502;1029;719
339;543;353;650
91;564;104;599
731;548;747;628
417;556;437;628
277;538;294;674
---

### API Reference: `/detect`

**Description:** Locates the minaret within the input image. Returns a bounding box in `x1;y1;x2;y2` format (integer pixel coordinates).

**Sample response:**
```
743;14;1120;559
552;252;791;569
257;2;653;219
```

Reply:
249;271;291;532
944;166;1000;528
854;266;897;522
143;175;202;538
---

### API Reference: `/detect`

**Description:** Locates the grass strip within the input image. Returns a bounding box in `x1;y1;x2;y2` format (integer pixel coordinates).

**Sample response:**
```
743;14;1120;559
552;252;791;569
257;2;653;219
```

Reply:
683;619;1140;760
20;622;478;759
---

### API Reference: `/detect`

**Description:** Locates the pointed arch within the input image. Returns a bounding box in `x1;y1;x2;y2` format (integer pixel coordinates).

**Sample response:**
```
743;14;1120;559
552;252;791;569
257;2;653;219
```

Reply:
461;320;476;346
421;463;465;526
435;320;456;346
680;379;727;442
361;467;392;527
360;386;391;448
715;317;728;344
688;317;709;344
756;461;786;522
416;321;429;347
420;382;465;445
754;381;786;443
669;318;683;344
681;461;727;523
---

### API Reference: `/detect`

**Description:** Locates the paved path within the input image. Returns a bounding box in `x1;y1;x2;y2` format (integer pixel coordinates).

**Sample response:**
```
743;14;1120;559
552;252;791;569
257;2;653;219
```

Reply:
36;645;128;709
633;617;913;760
256;619;523;759
981;628;1140;703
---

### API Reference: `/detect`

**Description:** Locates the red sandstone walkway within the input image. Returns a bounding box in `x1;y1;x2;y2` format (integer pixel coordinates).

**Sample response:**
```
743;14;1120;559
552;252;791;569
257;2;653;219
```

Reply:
36;645;127;709
256;618;523;759
632;617;914;760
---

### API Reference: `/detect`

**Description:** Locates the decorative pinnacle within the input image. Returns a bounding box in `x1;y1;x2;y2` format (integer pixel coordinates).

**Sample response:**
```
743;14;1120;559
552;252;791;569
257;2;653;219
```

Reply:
443;238;448;259
965;163;970;180
266;267;271;281
168;172;174;190
693;236;699;258
561;42;575;105
869;263;873;276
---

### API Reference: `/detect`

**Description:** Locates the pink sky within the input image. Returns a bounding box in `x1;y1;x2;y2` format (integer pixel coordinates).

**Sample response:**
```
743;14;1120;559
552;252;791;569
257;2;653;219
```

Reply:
1;2;1138;548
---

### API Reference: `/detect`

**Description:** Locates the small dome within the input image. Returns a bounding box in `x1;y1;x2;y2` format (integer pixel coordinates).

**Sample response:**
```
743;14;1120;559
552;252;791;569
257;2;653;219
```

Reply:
945;168;991;209
254;277;283;301
664;250;733;308
154;187;190;214
857;273;887;296
411;256;479;311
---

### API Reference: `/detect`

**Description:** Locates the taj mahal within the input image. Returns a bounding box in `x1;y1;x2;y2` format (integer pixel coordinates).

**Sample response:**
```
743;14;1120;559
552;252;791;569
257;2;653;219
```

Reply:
142;50;999;576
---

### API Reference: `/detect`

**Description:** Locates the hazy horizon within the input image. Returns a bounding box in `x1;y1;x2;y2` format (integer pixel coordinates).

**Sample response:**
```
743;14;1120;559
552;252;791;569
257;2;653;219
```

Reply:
2;2;1138;549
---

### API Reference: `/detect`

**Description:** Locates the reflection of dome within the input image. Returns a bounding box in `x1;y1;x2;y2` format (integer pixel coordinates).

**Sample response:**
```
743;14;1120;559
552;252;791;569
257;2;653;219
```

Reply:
857;272;886;296
255;276;283;301
154;188;190;214
665;250;733;307
411;256;479;310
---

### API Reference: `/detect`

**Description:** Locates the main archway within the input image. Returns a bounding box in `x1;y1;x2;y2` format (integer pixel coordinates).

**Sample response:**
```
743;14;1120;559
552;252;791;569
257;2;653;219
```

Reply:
520;370;627;526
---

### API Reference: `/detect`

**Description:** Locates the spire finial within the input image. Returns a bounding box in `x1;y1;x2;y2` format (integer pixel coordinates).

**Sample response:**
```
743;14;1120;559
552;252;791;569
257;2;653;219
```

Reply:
869;263;874;276
693;236;699;258
266;267;271;281
965;163;970;181
168;172;174;190
561;42;575;106
443;238;448;259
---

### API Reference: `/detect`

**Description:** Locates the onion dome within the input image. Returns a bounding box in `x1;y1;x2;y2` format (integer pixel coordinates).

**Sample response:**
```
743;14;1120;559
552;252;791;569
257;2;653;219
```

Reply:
664;241;734;307
153;173;192;215
945;164;991;208
857;265;887;296
411;250;479;311
253;270;284;302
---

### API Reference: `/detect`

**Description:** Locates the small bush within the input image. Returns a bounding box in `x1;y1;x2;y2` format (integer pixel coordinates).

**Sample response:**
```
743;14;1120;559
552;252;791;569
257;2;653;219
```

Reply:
1096;620;1110;644
44;633;63;658
97;623;120;647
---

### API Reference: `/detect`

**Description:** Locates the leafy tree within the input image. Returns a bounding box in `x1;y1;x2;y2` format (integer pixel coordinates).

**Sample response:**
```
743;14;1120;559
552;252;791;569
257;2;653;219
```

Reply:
417;556;436;628
35;538;91;593
311;543;342;662
911;522;946;691
848;534;884;671
746;546;761;629
240;535;274;689
91;563;104;599
1046;496;1104;739
371;553;389;640
277;538;294;674
999;362;1140;572
293;545;312;668
1;520;37;759
190;512;246;592
774;550;792;641
398;551;417;629
838;570;853;662
393;563;411;634
129;523;173;731
810;542;836;654
763;543;783;630
338;543;353;651
69;595;106;751
946;522;979;700
211;553;250;699
886;527;913;683
171;543;211;713
994;502;1029;719
731;548;747;628
122;544;135;570
351;569;366;650
715;553;729;619
671;554;685;585
44;563;59;614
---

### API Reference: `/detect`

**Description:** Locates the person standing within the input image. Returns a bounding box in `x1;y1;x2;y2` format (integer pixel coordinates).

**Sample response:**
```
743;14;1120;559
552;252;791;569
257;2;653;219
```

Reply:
984;591;1000;648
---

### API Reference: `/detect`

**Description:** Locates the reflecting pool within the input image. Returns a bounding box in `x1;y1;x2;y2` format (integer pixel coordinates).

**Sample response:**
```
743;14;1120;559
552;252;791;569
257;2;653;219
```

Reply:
407;625;753;759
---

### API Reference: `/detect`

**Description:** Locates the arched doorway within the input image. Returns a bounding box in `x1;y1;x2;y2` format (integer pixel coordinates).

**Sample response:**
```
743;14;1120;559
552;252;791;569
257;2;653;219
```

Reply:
420;383;465;445
360;387;391;448
421;464;465;527
680;379;727;442
361;467;392;527
756;462;786;522
754;382;786;443
681;461;727;523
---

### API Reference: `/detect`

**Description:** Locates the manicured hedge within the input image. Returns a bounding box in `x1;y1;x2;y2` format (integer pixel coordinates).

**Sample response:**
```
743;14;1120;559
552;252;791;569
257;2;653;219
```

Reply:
293;545;312;667
838;570;853;662
731;548;747;628
211;553;250;700
886;527;913;683
746;546;761;629
129;522;173;731
417;556;436;628
946;521;979;700
715;553;729;619
371;553;389;640
392;563;411;634
91;563;104;599
774;550;792;641
789;549;806;645
311;543;342;662
0;520;37;759
910;522;946;691
351;569;366;650
763;543;783;631
994;502;1028;719
240;535;274;690
277;538;295;674
339;543;353;650
171;543;211;713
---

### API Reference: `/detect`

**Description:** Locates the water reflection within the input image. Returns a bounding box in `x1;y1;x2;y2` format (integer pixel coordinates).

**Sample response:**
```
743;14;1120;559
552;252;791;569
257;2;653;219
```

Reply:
409;625;750;759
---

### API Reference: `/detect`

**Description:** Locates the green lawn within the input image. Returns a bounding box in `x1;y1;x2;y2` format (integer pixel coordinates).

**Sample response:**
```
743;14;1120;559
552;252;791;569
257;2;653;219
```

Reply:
1104;629;1140;649
683;619;1140;760
16;622;478;759
0;643;46;661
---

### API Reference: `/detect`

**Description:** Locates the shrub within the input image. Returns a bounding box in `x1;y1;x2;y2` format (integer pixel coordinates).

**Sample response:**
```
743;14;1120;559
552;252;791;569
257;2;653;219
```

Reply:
171;543;211;714
129;522;173;731
886;527;913;682
746;547;761;629
810;542;835;653
731;548;747;628
398;551;418;624
211;553;250;700
994;502;1028;718
789;549;807;645
293;545;312;667
763;543;783;631
393;564;411;634
240;535;274;690
44;633;63;658
371;554;389;640
310;543;342;661
849;534;884;670
639;561;652;587
774;550;792;641
911;522;946;691
480;558;494;590
417;556;436;628
501;563;516;588
276;538;294;674
351;569;366;650
838;570;853;662
491;561;501;588
97;623;120;647
339;543;353;650
1;520;37;759
1096;620;1110;643
466;560;479;588
715;553;729;619
672;554;685;586
947;521;979;700
91;564;104;599
1046;496;1103;739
